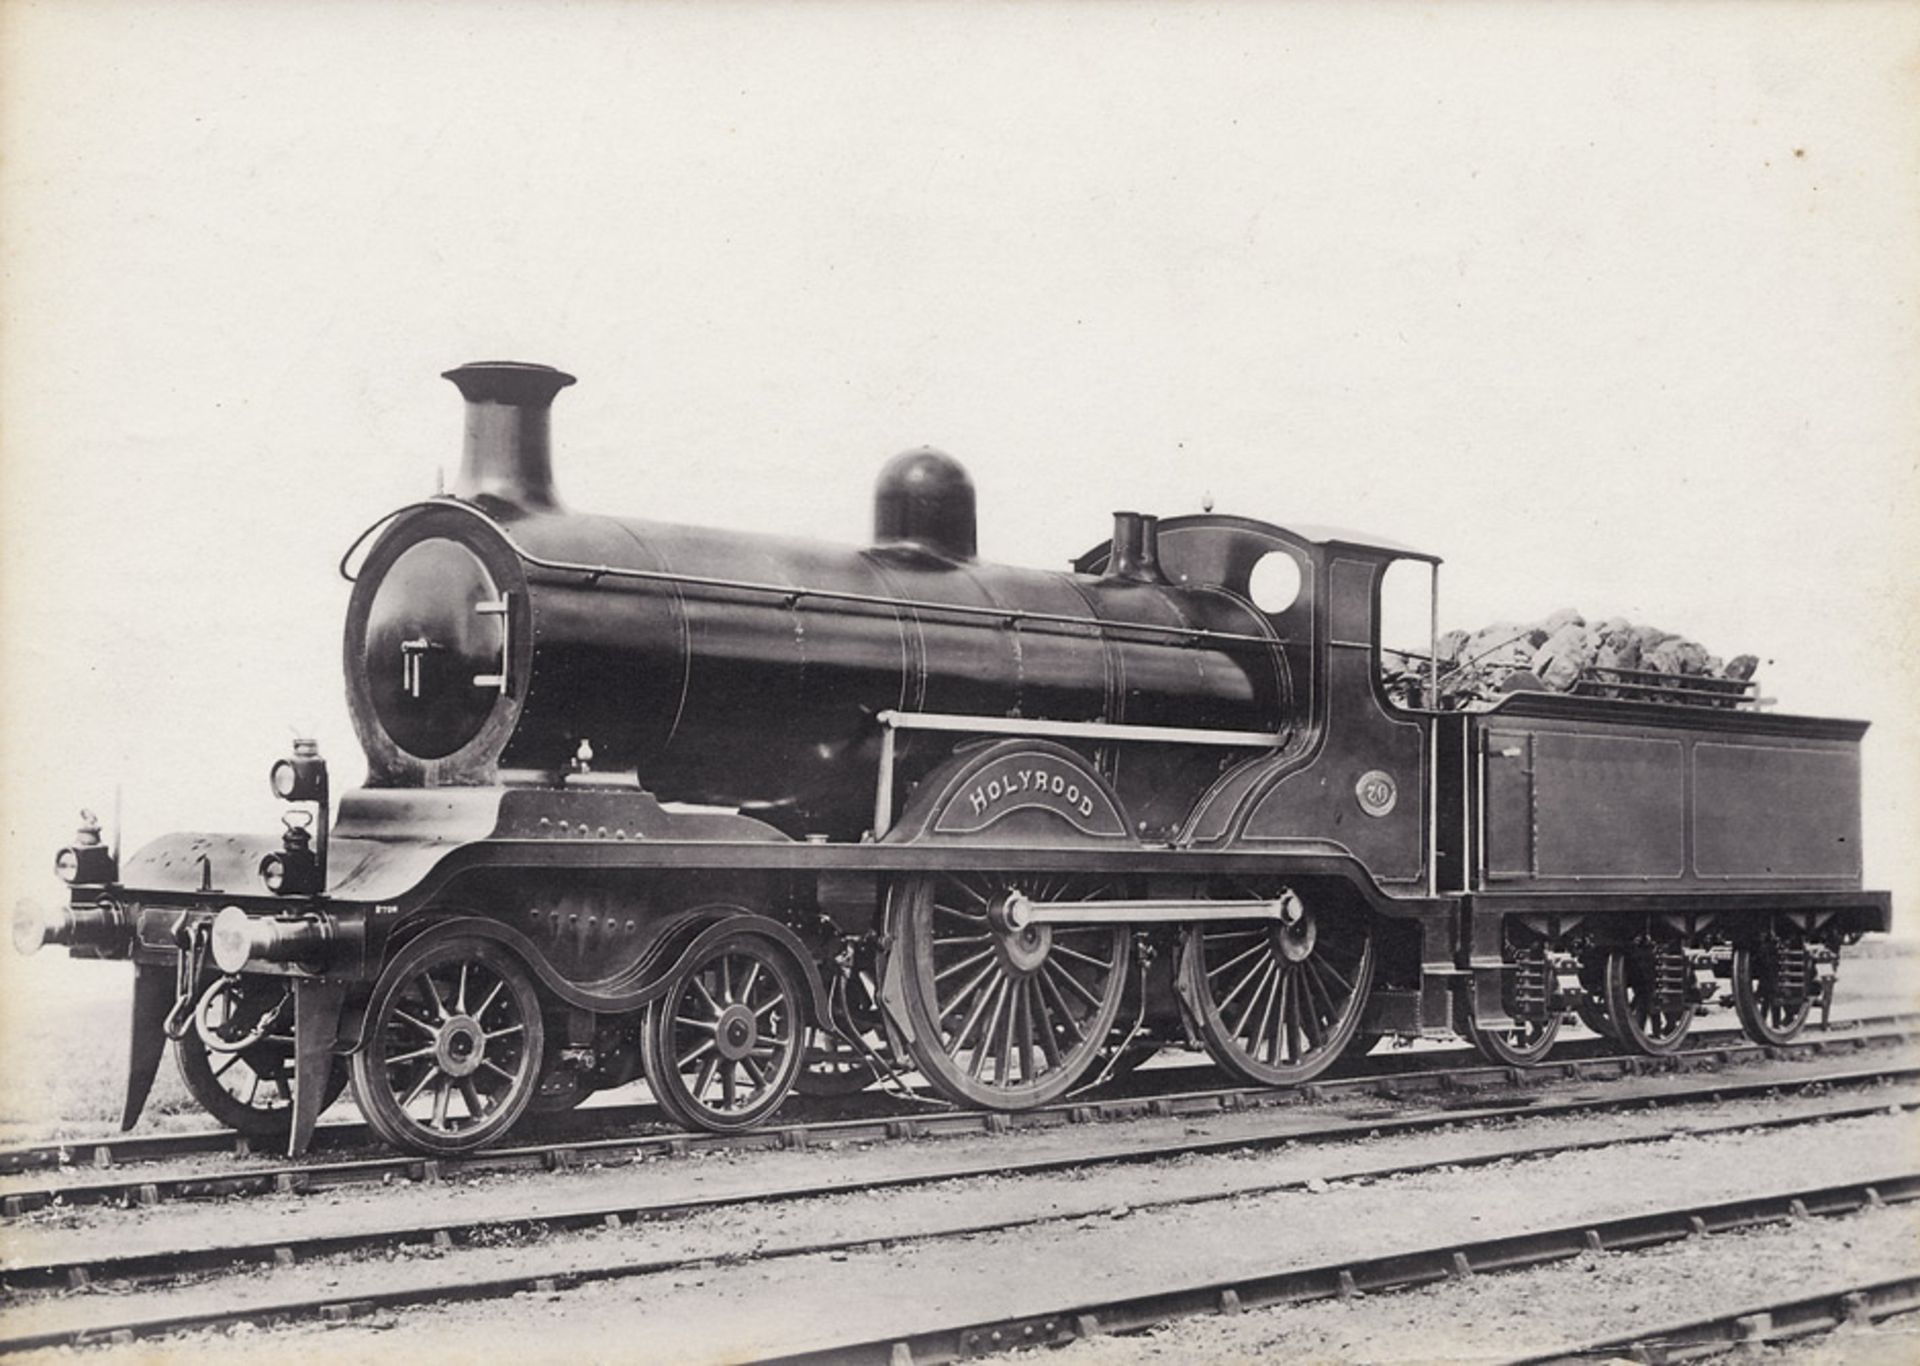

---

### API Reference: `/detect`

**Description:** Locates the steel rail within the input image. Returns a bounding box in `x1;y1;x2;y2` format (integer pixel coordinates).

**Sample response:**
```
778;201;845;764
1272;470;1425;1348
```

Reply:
3;1087;1912;1297
5;1152;1913;1356
2;1011;1909;1182
1512;1275;1920;1364
755;1174;1920;1366
2;1023;1912;1216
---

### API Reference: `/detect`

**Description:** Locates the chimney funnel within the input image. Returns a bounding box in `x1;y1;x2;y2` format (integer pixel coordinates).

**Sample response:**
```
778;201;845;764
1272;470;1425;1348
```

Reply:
1105;511;1168;584
442;361;576;513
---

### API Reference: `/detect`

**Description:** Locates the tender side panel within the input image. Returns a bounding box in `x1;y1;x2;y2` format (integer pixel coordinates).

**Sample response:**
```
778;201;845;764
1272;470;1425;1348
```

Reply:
1469;704;1865;892
1693;741;1861;879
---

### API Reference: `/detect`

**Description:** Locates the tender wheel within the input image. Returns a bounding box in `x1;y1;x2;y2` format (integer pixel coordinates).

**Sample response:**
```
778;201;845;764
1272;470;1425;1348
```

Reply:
642;930;807;1132
351;932;545;1155
1601;945;1695;1056
1732;943;1814;1046
1180;888;1376;1087
175;976;347;1138
887;872;1130;1109
1465;1011;1562;1067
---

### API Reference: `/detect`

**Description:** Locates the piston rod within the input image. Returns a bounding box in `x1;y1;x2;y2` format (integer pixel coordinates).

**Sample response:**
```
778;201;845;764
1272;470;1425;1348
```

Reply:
1000;892;1304;929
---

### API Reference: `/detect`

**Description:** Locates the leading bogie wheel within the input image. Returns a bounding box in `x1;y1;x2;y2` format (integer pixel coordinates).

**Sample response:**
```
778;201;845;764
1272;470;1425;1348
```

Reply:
1180;887;1376;1088
350;932;546;1155
1601;945;1695;1056
1731;942;1814;1046
887;872;1130;1109
175;975;348;1138
1464;1011;1561;1068
641;930;808;1132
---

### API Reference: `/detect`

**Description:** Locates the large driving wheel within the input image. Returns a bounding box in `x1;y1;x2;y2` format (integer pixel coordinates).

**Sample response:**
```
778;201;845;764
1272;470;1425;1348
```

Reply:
1180;887;1375;1087
351;932;545;1155
1602;945;1695;1056
175;976;347;1139
642;930;807;1132
1465;1011;1561;1067
888;872;1130;1109
1732;942;1814;1046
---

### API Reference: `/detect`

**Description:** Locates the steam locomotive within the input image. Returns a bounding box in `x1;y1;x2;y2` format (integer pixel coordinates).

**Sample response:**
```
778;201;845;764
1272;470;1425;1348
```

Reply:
16;362;1892;1156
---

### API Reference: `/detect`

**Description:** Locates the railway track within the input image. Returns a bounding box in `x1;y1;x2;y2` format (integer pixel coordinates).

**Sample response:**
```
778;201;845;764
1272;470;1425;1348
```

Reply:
3;1065;1912;1296
1522;1275;1920;1364
7;1098;1912;1360
7;1014;1907;1178
2;1014;1910;1216
758;1174;1920;1366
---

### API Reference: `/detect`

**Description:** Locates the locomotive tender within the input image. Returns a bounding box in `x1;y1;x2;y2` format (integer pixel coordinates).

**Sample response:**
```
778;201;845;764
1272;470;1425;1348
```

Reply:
16;362;1892;1155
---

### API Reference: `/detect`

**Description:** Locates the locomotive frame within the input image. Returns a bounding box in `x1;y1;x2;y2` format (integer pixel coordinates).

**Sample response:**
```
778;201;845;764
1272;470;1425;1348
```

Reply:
16;361;1892;1156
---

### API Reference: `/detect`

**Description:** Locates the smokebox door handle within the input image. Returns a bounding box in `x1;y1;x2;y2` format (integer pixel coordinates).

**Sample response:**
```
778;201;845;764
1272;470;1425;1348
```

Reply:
473;593;513;696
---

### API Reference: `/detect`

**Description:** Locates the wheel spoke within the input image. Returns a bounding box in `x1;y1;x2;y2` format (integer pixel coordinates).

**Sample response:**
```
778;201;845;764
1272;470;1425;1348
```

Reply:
1043;958;1105;1012
482;1022;524;1041
1029;980;1063;1068
970;980;1011;1081
400;1064;442;1108
677;1036;717;1068
422;972;451;1022
393;1008;439;1037
1049;943;1114;970
456;962;470;1015
1036;969;1087;1042
936;959;1000;1024
1212;951;1269;1018
459;1078;486;1120
933;946;996;983
1228;959;1277;1041
430;1079;452;1129
693;978;724;1017
473;980;505;1021
739;960;763;1004
1205;939;1268;983
692;1055;720;1101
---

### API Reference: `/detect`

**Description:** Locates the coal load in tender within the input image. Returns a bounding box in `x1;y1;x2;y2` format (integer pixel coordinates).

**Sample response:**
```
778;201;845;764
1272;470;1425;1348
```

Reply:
1388;610;1759;710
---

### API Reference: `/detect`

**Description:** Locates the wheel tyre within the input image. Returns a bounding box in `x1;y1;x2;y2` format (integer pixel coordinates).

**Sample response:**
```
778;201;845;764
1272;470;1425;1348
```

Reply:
351;932;546;1155
1573;955;1618;1043
889;872;1130;1109
174;980;348;1138
1601;946;1694;1057
1180;898;1377;1088
1465;1011;1561;1068
1731;945;1813;1047
642;931;808;1133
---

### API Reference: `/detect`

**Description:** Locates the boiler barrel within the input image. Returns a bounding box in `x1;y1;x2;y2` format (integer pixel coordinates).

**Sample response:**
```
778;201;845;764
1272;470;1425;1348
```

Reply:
344;502;1289;832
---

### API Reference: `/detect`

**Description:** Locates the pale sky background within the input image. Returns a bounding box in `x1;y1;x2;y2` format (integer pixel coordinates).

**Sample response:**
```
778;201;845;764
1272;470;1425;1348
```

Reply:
1;0;1916;1031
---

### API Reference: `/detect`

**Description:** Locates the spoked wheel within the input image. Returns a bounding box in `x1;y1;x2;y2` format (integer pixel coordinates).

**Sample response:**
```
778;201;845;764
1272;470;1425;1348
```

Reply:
1601;945;1695;1056
1465;1011;1562;1067
1180;887;1376;1087
888;872;1130;1109
175;975;348;1138
351;933;546;1155
1732;942;1814;1046
642;931;807;1132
